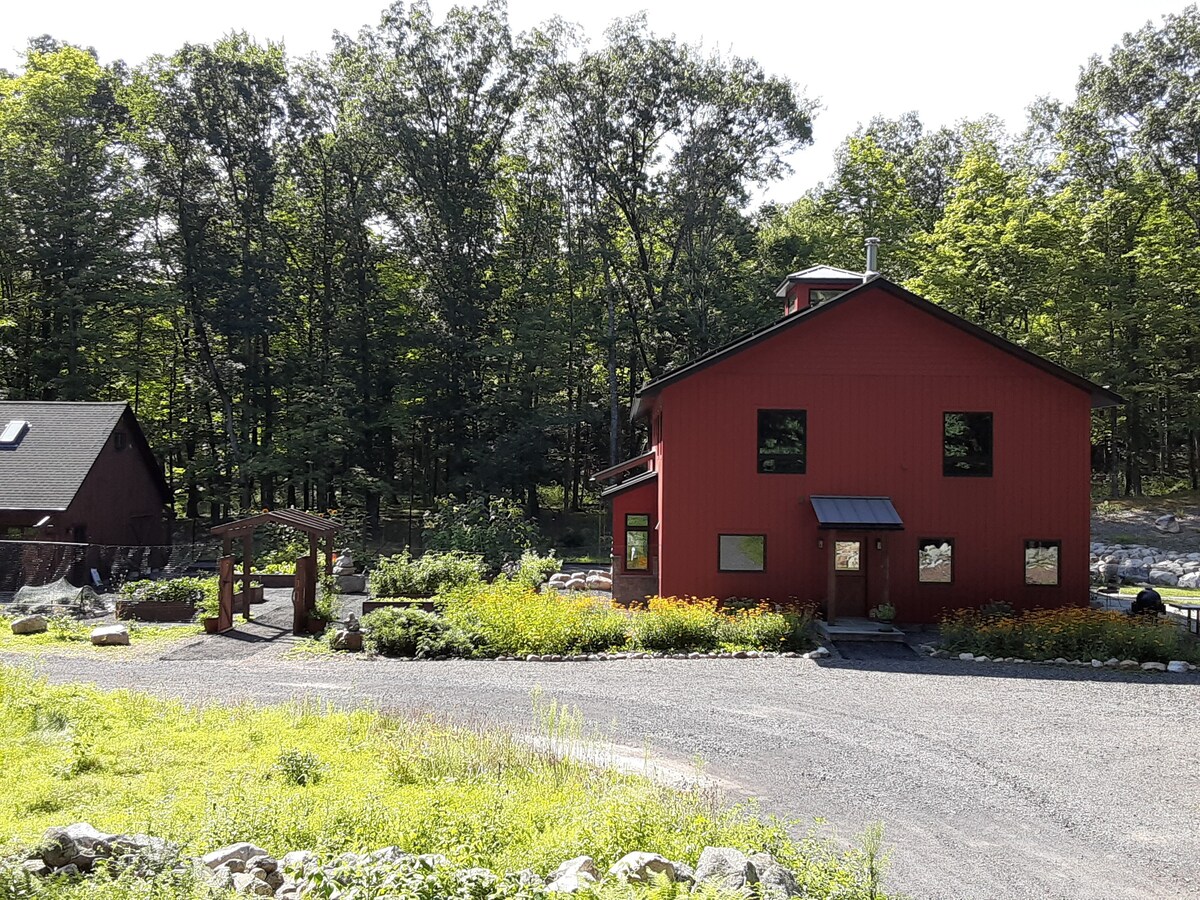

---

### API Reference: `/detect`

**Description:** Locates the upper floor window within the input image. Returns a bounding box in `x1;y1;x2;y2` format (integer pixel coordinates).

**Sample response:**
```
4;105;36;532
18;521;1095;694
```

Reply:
113;431;128;451
758;410;806;474
943;412;992;476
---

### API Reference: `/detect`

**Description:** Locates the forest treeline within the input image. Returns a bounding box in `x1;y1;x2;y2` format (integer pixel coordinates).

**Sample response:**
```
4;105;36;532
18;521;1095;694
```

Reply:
1;0;1198;535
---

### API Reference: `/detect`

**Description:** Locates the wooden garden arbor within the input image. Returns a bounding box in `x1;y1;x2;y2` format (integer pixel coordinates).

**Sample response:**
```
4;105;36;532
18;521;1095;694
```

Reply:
210;509;340;632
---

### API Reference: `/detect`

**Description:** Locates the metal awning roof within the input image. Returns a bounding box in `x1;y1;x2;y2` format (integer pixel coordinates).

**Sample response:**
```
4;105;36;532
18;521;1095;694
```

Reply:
600;469;658;498
810;495;904;530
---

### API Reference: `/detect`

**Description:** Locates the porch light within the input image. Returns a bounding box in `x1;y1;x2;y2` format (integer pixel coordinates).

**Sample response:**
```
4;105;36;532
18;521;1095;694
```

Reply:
816;539;824;549
875;538;883;551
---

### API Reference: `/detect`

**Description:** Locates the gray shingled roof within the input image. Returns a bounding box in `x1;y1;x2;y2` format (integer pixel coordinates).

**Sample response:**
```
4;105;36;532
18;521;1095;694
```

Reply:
0;401;128;511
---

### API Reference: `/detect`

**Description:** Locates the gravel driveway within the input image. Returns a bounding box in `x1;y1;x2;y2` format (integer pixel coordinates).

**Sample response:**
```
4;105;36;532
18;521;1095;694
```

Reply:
3;635;1197;900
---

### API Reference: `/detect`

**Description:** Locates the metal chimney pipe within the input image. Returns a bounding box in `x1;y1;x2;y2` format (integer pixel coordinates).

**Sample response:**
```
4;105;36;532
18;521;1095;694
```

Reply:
864;237;880;281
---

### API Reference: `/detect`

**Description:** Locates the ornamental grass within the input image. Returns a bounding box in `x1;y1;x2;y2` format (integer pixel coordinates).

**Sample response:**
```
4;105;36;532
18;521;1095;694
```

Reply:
938;606;1200;664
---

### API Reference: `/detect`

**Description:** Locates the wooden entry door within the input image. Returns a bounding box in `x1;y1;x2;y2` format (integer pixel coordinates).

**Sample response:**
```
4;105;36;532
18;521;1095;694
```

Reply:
833;536;868;617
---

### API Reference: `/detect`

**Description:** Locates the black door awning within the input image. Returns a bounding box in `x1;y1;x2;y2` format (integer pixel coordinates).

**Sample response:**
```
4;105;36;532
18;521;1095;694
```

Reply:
810;495;904;530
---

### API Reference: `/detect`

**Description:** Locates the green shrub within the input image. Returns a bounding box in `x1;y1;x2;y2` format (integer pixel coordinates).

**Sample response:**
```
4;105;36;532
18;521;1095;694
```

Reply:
423;496;543;570
370;550;485;598
361;607;477;658
510;550;562;589
716;608;814;652
441;580;629;657
273;748;326;787
628;599;719;652
119;577;210;603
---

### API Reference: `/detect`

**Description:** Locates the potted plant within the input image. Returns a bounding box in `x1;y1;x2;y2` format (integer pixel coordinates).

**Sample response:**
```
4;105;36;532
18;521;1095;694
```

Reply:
198;584;221;634
307;576;339;635
868;603;897;631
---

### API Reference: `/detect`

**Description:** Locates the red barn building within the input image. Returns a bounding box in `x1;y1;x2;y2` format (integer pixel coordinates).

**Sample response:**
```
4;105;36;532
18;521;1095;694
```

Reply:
0;401;171;546
597;261;1121;624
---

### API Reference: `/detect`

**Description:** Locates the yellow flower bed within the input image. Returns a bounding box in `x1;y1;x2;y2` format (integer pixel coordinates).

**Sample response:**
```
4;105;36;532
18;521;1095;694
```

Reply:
939;606;1200;664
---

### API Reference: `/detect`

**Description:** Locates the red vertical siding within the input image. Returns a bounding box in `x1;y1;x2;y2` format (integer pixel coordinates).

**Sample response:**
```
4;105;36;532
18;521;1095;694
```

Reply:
64;412;169;546
652;286;1092;623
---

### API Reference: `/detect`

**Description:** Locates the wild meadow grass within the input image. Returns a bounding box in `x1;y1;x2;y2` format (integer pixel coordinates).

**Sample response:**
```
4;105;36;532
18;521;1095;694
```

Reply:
0;617;201;656
0;666;892;899
939;607;1200;663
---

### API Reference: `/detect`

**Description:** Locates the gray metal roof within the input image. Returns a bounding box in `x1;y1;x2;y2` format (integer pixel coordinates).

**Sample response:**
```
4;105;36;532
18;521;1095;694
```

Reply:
0;401;129;511
810;495;904;530
773;265;865;297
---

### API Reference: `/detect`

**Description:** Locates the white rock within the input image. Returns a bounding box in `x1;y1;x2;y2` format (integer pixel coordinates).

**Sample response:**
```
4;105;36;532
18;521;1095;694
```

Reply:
548;857;600;883
1119;659;1139;668
202;843;271;870
1141;662;1167;672
231;872;273;896
974;656;990;663
958;653;975;661
1167;661;1190;673
89;624;130;646
585;574;613;591
545;872;597;893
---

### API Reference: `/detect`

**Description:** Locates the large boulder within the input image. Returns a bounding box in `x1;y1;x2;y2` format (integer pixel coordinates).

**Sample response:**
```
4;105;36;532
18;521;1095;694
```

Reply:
693;847;757;890
1148;570;1179;587
90;624;130;646
11;614;48;635
585;574;613;591
607;852;676;884
1154;514;1182;534
1178;572;1200;589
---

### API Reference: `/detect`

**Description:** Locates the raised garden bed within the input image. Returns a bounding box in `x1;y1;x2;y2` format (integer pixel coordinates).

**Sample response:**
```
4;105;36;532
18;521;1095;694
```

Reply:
363;598;437;614
115;599;196;623
247;574;294;589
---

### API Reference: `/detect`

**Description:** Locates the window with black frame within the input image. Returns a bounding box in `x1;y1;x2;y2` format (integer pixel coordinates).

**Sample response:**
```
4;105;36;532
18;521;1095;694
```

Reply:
758;410;807;474
625;514;650;571
943;412;993;476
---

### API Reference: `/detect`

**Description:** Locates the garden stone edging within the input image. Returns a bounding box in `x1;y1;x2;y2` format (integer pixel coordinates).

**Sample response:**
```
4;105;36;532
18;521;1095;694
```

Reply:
357;647;833;662
15;831;808;898
920;643;1197;674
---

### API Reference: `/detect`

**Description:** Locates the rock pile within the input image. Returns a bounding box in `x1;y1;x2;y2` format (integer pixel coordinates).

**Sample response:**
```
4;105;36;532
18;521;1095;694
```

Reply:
1090;542;1200;587
17;830;807;898
23;823;179;878
548;570;613;592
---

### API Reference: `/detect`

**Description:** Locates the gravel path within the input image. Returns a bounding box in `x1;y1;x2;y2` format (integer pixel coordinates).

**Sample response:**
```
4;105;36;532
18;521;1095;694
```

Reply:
3;633;1198;900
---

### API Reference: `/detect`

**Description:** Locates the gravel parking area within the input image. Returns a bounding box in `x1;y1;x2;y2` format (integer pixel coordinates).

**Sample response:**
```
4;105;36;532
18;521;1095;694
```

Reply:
3;631;1197;900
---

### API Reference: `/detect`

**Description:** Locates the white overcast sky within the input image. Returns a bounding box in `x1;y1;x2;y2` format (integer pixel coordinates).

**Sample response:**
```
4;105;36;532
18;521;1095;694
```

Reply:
3;0;1190;201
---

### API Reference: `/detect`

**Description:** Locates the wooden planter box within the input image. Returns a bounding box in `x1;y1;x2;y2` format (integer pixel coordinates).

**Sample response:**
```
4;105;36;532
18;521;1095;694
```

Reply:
362;599;437;615
115;599;197;622
248;574;294;589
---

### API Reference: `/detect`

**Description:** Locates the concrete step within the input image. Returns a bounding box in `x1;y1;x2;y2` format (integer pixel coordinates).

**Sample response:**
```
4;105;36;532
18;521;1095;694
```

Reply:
816;618;908;643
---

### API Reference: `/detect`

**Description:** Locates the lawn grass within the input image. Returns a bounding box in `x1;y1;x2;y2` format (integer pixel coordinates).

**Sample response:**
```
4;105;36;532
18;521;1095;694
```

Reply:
0;617;201;656
0;666;891;899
